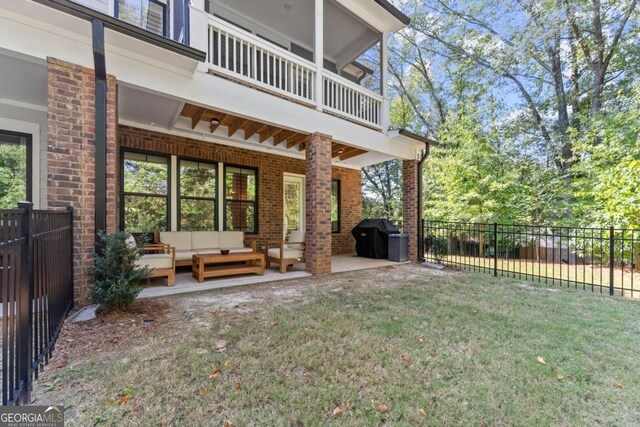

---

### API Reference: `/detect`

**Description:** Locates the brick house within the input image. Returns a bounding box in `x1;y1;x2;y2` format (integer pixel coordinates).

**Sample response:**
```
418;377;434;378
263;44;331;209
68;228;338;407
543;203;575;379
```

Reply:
0;0;434;301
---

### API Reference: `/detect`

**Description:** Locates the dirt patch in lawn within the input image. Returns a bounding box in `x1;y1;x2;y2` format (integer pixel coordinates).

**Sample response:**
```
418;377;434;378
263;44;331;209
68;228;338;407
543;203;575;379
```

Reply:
50;299;173;370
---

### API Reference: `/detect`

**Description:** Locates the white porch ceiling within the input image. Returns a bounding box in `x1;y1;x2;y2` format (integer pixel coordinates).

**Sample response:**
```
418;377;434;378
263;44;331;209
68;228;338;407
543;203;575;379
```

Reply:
209;0;380;64
0;52;47;108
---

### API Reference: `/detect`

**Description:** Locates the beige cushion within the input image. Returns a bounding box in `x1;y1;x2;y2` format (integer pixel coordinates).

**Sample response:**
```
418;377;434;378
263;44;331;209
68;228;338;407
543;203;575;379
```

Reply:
197;249;222;255
268;248;304;260
125;235;137;250
219;231;244;249
137;254;173;270
287;230;305;250
159;232;191;251
192;231;220;250
175;250;198;261
229;247;253;254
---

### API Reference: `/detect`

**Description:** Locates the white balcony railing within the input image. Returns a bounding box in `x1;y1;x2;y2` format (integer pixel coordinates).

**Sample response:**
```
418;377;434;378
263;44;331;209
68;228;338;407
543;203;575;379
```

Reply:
205;15;383;129
207;16;316;105
322;71;383;129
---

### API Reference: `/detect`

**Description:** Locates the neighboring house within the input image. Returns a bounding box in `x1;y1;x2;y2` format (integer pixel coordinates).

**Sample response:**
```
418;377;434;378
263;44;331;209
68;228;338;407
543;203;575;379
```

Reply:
0;0;434;301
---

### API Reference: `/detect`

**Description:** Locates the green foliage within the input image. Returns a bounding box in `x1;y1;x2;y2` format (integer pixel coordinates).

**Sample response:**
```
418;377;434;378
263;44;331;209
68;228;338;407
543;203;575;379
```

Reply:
571;85;640;229
0;143;27;208
89;232;149;312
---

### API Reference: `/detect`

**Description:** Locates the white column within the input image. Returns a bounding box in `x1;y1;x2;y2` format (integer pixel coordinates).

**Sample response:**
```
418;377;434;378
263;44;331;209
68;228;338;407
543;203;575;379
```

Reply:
171;156;178;230
380;31;390;133
189;0;209;55
314;0;323;111
218;162;225;231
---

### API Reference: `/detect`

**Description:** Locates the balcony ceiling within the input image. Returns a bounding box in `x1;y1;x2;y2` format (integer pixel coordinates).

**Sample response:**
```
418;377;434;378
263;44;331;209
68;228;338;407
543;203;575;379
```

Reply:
211;0;380;65
180;103;368;161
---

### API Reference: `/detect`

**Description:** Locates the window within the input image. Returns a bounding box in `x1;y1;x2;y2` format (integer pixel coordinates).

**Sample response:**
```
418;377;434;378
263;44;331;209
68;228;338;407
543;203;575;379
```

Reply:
0;130;31;209
116;0;167;36
121;151;169;233
178;159;217;231
224;166;257;233
331;180;340;233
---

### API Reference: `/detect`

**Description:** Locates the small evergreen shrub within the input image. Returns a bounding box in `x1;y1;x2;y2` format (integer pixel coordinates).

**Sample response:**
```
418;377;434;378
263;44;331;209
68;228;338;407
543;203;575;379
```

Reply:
89;231;150;311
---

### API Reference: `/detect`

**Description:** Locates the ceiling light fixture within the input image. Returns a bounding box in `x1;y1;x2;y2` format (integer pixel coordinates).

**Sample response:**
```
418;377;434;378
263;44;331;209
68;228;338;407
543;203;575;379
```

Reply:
210;118;220;126
337;148;345;154
284;2;293;10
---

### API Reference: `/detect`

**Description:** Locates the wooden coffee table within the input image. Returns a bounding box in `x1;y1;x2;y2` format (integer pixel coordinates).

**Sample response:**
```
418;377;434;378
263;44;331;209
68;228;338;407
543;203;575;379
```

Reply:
192;252;265;283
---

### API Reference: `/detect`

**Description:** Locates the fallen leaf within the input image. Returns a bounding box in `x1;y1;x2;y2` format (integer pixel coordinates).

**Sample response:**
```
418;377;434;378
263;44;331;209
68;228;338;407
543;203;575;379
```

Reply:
200;389;208;395
472;310;478;315
119;395;130;405
430;351;437;358
332;407;344;417
209;370;219;379
377;403;388;413
611;318;620;323
418;337;424;343
224;420;235;427
104;399;115;406
418;408;427;417
614;383;623;389
224;360;231;367
215;348;227;353
236;382;241;390
537;356;547;365
556;375;565;381
400;355;413;366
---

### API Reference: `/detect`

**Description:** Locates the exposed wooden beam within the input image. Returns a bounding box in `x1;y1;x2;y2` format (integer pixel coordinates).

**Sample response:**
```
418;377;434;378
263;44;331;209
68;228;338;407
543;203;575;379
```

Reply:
340;148;367;160
286;134;308;149
228;118;248;137
259;126;283;143
273;130;295;146
244;123;267;141
191;107;207;129
209;113;228;133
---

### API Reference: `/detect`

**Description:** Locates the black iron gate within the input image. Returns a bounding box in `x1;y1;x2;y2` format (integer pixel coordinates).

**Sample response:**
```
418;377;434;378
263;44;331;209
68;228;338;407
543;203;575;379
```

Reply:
0;202;73;405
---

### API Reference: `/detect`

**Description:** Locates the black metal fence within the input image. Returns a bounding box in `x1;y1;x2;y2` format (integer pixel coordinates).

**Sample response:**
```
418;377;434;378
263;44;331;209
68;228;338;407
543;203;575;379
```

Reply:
423;220;640;297
0;202;74;405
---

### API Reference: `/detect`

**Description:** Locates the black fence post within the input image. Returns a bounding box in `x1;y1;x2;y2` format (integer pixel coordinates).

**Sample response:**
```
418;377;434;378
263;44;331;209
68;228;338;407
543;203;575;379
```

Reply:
493;223;498;277
17;202;33;405
67;206;75;308
609;226;615;296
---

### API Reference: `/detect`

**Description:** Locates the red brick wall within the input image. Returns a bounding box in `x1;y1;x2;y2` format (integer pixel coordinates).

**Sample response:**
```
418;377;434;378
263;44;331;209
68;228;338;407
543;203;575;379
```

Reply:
403;160;418;262
118;126;361;256
47;58;117;303
332;167;361;255
305;133;333;274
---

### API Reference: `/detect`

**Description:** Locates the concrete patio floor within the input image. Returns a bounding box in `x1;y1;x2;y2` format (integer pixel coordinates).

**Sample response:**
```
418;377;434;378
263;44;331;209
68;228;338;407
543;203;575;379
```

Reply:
138;255;407;298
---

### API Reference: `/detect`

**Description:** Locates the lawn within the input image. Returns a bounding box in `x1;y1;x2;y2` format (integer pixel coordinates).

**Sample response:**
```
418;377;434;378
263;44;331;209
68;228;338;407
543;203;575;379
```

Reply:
33;264;640;426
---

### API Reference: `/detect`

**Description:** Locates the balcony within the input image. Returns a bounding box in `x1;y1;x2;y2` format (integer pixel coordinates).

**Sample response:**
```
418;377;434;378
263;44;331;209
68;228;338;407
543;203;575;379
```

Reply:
205;15;384;129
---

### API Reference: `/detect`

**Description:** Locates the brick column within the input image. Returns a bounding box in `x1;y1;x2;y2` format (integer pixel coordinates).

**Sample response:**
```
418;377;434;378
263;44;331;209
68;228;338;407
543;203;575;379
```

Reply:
47;58;117;304
305;132;332;274
403;159;419;262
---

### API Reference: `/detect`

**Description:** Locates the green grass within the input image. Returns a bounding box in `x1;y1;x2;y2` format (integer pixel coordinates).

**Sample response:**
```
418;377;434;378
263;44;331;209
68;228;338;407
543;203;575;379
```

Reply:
34;266;640;426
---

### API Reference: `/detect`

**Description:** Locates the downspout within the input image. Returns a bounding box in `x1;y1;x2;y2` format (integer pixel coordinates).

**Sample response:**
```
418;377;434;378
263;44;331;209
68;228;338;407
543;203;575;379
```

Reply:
92;19;107;247
417;143;430;261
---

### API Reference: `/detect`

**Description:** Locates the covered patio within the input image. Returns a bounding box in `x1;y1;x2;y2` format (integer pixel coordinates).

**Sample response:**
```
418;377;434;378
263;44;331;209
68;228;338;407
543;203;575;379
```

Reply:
138;255;407;298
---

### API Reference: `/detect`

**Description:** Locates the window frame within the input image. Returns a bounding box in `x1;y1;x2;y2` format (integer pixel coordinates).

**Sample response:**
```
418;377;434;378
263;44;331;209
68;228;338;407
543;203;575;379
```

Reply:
331;179;341;234
177;157;218;231
115;0;169;38
0;129;32;206
119;148;171;234
223;164;259;235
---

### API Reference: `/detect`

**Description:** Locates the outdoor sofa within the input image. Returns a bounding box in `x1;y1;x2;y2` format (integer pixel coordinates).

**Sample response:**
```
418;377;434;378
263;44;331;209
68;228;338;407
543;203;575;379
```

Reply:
154;231;257;267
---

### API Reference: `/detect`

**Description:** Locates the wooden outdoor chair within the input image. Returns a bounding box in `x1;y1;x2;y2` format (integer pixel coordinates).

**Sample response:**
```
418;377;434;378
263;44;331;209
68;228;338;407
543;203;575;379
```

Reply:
266;230;305;273
126;235;176;286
